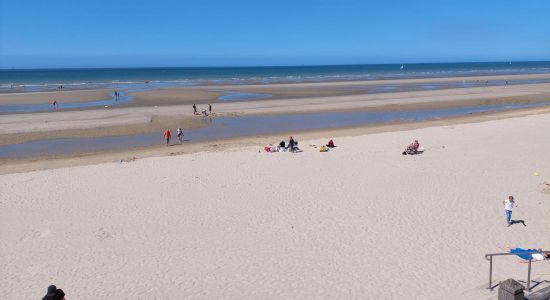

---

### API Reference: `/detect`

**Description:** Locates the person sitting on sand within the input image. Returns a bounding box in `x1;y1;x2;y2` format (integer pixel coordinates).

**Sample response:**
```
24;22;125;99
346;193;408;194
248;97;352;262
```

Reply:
288;136;296;152
278;140;286;151
43;285;65;300
326;139;335;148
403;140;420;155
499;246;550;263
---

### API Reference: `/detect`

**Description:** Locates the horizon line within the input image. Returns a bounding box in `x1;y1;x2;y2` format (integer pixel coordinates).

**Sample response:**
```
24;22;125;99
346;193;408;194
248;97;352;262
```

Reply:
1;60;549;71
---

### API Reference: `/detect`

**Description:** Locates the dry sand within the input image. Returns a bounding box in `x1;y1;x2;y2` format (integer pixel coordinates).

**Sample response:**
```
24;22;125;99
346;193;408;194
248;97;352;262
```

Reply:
1;112;549;299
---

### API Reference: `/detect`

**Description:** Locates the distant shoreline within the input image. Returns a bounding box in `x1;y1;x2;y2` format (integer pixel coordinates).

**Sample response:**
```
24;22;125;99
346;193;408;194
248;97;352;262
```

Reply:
2;60;550;71
2;61;550;93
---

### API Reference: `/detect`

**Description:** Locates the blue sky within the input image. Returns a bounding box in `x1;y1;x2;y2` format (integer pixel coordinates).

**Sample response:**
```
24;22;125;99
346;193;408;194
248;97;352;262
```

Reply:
0;0;549;68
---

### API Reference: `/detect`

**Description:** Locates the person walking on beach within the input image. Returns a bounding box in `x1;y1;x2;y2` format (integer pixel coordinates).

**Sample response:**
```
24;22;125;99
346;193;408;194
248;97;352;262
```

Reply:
176;127;184;143
163;129;171;145
193;104;197;114
503;196;516;226
209;104;212;114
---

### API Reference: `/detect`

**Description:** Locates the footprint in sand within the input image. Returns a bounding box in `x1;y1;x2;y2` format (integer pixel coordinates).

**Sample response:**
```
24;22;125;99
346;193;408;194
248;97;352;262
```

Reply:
22;229;50;240
39;229;51;238
96;227;113;240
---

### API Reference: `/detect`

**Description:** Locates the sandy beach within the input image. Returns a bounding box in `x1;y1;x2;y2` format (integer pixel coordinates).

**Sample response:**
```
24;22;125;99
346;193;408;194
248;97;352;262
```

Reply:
2;111;549;299
3;1;549;298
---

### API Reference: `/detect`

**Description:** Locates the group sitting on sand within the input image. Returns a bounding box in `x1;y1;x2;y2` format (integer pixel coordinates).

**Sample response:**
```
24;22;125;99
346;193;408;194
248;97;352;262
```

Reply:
264;136;301;153
265;137;337;153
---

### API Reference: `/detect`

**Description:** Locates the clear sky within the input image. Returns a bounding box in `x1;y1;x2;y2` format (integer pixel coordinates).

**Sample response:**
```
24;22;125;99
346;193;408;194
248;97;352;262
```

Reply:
0;0;549;68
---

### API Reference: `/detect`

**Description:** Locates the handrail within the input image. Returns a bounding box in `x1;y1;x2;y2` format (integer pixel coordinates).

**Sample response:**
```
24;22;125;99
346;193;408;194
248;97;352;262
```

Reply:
485;250;550;292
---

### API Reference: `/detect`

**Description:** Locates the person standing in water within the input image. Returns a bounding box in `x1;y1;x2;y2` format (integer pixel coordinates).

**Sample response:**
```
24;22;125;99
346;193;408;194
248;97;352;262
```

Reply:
209;104;212;114
503;195;516;226
52;100;58;110
176;128;184;143
163;129;171;145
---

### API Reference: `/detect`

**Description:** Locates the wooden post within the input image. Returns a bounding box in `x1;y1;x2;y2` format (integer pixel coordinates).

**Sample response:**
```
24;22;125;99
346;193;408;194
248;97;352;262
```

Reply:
498;279;525;300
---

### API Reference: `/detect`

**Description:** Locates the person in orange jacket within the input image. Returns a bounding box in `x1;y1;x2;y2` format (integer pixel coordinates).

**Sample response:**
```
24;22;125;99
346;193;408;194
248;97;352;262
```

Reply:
163;129;171;145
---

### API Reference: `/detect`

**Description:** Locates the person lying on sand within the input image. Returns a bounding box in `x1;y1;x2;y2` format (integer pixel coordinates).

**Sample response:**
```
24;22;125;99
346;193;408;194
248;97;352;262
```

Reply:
498;246;550;263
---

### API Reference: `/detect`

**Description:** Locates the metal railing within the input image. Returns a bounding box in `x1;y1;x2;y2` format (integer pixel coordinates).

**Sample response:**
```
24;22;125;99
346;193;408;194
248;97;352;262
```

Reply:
485;251;550;291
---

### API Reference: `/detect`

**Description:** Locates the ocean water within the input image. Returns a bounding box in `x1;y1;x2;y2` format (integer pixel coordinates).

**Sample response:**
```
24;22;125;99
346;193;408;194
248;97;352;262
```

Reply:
1;61;550;92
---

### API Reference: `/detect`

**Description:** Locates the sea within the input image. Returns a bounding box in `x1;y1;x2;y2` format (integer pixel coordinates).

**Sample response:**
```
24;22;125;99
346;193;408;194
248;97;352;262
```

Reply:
1;61;550;93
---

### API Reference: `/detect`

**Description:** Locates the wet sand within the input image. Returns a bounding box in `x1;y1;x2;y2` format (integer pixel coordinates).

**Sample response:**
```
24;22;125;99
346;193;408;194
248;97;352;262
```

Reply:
3;105;550;175
129;73;550;106
2;81;550;145
2;74;550;173
3;73;550;108
0;89;112;105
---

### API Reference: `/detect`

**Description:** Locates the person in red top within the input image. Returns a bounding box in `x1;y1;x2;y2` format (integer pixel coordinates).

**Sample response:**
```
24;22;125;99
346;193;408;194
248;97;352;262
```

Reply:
404;140;419;154
163;129;171;145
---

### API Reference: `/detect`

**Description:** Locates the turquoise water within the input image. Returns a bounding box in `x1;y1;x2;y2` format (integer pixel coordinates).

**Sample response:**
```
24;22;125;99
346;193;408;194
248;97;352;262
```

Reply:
2;61;550;92
218;91;273;101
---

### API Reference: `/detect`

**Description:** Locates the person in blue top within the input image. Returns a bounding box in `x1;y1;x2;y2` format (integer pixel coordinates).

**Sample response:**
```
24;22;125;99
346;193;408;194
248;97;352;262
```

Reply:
499;246;550;263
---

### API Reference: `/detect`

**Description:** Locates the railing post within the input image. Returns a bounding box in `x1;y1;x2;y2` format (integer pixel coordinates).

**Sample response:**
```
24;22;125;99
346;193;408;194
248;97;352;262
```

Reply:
488;256;493;289
527;257;532;291
498;279;525;300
